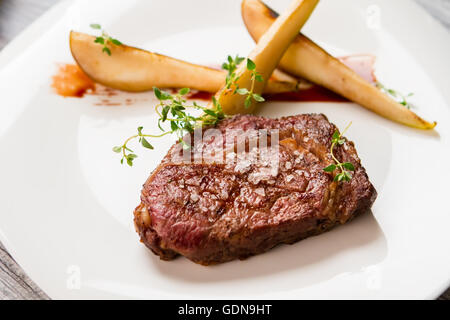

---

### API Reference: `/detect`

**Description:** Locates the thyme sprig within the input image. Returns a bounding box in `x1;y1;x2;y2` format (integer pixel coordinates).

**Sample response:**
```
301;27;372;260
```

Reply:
113;87;226;166
323;122;355;182
222;55;245;90
222;56;265;109
376;81;414;109
113;56;267;166
90;23;122;56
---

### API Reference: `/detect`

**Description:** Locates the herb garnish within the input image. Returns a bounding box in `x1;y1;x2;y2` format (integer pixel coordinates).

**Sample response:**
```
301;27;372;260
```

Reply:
114;56;267;166
113;87;226;166
222;56;265;109
376;81;414;109
222;55;245;90
323;122;355;182
90;23;122;56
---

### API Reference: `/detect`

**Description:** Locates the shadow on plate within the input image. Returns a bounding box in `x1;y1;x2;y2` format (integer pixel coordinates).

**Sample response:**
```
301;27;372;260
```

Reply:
149;210;387;290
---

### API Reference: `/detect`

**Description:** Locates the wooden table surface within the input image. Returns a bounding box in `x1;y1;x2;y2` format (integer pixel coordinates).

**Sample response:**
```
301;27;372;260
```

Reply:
0;0;449;300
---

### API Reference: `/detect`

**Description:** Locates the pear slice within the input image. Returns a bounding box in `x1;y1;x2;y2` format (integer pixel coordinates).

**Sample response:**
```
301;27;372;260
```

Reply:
214;0;319;115
69;31;298;94
241;0;436;129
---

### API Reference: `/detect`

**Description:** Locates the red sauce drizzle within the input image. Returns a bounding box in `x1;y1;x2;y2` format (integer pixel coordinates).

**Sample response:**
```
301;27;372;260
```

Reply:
186;87;347;103
264;86;348;103
53;54;376;104
186;91;214;100
52;64;95;97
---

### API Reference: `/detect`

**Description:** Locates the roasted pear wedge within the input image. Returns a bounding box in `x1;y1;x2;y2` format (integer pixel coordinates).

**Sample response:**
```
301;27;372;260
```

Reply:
69;31;298;94
214;0;319;115
241;0;436;129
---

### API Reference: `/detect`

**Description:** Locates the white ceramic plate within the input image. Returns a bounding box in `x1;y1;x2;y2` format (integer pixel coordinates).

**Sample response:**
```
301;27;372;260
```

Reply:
0;0;449;299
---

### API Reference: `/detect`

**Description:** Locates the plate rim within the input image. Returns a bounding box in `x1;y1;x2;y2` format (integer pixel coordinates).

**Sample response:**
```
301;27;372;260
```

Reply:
0;0;449;300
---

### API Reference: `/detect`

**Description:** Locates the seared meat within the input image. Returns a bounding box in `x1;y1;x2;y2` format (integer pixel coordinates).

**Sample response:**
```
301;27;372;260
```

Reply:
134;114;377;265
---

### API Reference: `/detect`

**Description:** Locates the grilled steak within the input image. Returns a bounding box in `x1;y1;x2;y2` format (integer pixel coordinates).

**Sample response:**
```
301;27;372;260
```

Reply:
134;114;377;265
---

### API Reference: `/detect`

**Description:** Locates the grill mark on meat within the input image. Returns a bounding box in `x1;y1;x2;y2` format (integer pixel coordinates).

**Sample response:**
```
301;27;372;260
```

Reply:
134;114;377;265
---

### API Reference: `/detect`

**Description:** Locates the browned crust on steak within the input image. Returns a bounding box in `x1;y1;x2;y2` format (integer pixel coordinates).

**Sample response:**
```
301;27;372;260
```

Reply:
134;114;377;265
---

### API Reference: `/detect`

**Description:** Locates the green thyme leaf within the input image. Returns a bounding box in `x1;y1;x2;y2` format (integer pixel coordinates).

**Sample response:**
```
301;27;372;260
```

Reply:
343;171;352;181
170;121;179;131
126;157;133;166
102;47;111;56
90;24;101;29
343;162;355;171
161;105;169;121
246;58;256;71
323;164;337;172
254;74;264;82
94;37;105;44
141;138;153;149
110;38;122;46
244;96;252;109
236;88;249;95
179;88;190;95
153;87;162;100
203;109;218;117
212;96;219;108
332;130;340;141
112;146;122;153
253;93;265;102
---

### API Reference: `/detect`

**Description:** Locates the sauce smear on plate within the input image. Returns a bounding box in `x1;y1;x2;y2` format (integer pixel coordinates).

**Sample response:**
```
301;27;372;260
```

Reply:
52;55;376;103
52;64;95;97
264;86;348;102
